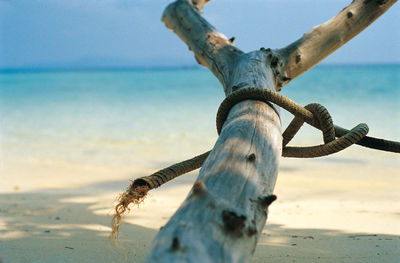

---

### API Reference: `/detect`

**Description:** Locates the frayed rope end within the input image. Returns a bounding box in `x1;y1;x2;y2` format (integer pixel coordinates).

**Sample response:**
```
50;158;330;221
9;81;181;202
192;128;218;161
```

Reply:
109;182;150;248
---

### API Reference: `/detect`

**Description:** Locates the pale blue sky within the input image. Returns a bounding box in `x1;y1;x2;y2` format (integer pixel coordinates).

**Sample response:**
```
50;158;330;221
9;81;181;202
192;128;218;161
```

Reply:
0;0;399;69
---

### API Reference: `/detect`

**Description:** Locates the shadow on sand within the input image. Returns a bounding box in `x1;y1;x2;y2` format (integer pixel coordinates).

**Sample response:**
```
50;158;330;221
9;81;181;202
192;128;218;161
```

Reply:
1;180;399;263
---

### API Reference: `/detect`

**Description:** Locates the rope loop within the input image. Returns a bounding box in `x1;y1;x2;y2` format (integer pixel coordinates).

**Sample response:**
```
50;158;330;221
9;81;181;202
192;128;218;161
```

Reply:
283;103;335;147
217;87;369;158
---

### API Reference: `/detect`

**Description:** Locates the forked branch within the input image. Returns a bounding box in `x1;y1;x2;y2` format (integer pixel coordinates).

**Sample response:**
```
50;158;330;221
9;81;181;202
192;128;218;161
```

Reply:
135;1;397;262
275;0;398;88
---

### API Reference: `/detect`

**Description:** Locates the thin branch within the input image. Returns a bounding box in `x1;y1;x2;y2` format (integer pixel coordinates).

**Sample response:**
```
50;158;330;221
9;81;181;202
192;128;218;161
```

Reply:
162;0;244;92
275;0;398;88
190;0;210;11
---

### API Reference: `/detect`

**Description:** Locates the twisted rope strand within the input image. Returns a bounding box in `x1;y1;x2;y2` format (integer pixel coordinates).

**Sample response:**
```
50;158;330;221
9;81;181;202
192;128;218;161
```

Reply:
132;151;210;189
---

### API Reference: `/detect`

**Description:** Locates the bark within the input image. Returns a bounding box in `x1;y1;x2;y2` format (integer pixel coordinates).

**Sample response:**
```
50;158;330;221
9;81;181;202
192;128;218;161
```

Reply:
162;0;243;92
144;98;281;263
273;0;398;89
141;0;396;262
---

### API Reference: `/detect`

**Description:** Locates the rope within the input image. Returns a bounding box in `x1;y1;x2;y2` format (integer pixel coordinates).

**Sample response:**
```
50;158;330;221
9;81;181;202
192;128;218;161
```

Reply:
136;87;399;190
216;88;400;154
132;151;210;189
110;87;400;239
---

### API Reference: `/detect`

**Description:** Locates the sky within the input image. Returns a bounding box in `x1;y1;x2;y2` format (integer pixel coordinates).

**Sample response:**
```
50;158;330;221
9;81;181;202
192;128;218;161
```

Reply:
0;0;399;69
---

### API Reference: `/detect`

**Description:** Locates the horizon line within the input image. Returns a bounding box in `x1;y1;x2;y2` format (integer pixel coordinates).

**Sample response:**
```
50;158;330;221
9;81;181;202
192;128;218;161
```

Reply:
1;63;399;73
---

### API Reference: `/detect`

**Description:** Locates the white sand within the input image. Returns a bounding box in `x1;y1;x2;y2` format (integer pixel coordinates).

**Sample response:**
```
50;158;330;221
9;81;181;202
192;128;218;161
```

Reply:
1;147;399;263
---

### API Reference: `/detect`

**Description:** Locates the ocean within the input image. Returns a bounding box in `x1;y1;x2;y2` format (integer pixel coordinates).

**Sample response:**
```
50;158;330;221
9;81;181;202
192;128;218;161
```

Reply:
0;65;399;191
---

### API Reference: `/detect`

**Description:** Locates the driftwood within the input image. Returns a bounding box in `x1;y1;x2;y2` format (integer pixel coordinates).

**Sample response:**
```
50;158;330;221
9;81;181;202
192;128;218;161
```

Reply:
142;1;397;262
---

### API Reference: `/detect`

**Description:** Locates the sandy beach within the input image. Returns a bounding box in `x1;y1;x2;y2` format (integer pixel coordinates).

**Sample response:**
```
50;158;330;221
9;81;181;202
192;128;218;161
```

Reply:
1;66;399;262
1;146;399;263
1;0;399;260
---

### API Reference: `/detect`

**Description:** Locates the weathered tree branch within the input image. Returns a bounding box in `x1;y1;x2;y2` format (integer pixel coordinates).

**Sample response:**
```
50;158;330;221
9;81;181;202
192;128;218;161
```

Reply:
140;0;396;262
143;2;281;263
144;99;281;263
275;0;398;88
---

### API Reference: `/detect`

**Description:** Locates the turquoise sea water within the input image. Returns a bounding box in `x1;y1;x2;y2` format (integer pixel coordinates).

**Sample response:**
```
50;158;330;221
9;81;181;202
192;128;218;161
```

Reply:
0;65;399;171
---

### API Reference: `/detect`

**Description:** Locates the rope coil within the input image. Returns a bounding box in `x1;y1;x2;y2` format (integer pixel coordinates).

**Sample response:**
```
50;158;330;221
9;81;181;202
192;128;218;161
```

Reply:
110;87;400;240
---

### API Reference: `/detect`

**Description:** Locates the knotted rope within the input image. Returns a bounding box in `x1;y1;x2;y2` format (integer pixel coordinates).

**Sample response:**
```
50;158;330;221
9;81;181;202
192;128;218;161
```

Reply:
110;87;400;241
